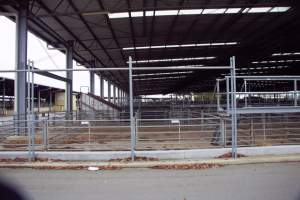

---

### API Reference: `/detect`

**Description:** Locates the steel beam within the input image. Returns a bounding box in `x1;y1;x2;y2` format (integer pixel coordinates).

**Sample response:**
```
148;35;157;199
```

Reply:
34;68;71;83
14;2;28;121
65;41;73;115
0;66;232;73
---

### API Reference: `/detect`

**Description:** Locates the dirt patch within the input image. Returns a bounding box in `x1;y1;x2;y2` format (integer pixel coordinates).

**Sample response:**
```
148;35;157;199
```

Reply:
34;157;64;162
0;158;28;162
151;163;224;170
3;135;42;144
0;157;64;163
216;152;247;159
109;156;159;162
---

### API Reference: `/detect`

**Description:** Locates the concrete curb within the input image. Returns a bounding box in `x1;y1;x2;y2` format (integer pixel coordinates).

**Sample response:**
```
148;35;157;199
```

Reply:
1;145;300;161
0;154;299;169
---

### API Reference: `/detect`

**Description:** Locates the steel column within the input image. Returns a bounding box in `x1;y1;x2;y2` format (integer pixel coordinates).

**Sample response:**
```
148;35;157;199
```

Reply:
122;90;125;106
15;2;28;122
90;71;95;94
100;75;104;98
38;89;40;113
2;80;5;114
244;80;248;107
65;41;73;116
113;84;116;104
107;80;111;102
49;89;52;112
294;80;297;106
118;88;121;106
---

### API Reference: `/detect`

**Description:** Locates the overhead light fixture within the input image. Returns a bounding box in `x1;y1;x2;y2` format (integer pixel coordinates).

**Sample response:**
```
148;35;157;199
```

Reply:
108;7;290;19
122;42;237;51
133;76;187;81
127;56;216;63
272;52;300;56
252;59;300;64
133;71;194;77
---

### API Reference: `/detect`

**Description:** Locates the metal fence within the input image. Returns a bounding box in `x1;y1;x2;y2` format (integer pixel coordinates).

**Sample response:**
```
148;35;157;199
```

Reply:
0;113;299;154
135;117;224;150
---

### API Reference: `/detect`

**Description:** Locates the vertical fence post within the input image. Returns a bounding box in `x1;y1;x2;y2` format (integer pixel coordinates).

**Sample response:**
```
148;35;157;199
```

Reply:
42;120;48;151
226;77;230;113
129;56;135;161
262;113;266;142
230;56;237;158
88;121;91;150
224;119;227;148
294;80;297;106
178;121;181;144
31;61;35;160
220;117;225;147
201;111;204;131
250;117;254;146
244;80;248;107
216;79;221;112
135;116;138;147
27;61;32;161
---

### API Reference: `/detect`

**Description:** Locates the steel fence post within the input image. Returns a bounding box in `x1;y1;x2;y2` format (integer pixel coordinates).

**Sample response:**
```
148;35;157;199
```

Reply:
230;56;237;158
42;120;48;151
129;57;135;161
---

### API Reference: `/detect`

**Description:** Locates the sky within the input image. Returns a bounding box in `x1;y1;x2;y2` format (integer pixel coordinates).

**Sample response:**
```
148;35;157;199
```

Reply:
0;16;168;98
0;16;105;96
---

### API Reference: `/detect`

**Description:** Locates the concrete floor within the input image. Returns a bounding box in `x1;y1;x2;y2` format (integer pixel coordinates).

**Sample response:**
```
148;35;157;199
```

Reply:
0;163;299;200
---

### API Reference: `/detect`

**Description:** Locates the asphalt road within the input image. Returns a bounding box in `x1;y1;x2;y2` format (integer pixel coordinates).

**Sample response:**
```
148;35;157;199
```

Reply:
0;162;299;200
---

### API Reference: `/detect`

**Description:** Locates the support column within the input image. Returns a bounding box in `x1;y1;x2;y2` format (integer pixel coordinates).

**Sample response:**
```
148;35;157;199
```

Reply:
120;89;123;106
49;89;52;112
15;2;28;121
90;71;95;94
118;88;121;106
294;80;297;106
113;84;116;104
107;80;111;102
38;89;40;113
100;75;104;98
2;80;6;115
65;41;73;116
